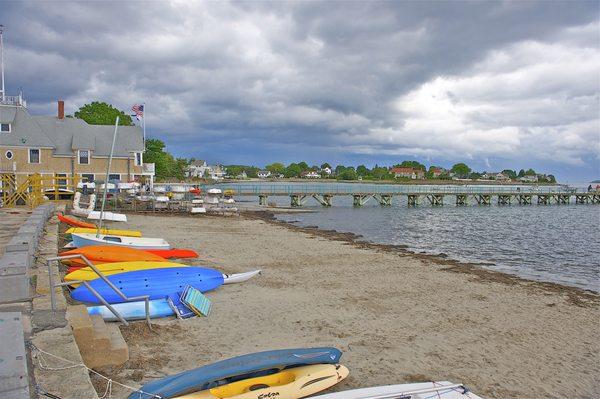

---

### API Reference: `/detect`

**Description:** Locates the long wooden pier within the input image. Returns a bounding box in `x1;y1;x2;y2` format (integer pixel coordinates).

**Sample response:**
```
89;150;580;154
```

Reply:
206;183;600;207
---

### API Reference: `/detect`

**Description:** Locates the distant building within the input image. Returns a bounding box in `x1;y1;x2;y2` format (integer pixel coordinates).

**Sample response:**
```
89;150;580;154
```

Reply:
257;170;271;179
495;172;510;181
301;170;321;178
321;166;332;176
185;160;225;180
390;167;425;179
430;167;445;178
519;175;538;183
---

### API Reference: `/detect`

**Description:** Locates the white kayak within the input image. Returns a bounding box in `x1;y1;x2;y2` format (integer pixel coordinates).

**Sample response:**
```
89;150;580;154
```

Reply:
71;233;171;250
87;211;127;222
311;381;483;399
88;270;261;321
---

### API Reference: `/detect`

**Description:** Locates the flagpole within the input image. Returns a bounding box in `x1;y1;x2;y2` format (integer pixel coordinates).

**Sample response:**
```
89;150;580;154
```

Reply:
142;102;146;146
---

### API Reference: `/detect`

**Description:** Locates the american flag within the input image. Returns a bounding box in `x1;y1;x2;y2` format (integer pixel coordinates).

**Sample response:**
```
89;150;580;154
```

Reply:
131;104;144;120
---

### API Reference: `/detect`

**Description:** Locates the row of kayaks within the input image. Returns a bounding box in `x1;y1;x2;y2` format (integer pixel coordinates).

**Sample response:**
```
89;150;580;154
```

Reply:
58;214;260;320
129;347;482;399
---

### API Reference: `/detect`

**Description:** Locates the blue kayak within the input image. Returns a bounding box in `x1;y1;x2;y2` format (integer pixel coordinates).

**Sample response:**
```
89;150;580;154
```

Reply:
129;347;342;399
71;267;224;304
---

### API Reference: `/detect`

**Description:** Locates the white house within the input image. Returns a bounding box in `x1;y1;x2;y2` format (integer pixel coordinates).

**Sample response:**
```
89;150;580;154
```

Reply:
301;170;321;178
257;170;271;179
519;175;538;182
495;172;510;181
185;160;225;180
321;166;332;176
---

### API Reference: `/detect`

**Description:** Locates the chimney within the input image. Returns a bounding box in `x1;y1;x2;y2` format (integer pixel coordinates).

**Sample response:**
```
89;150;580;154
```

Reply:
57;100;64;119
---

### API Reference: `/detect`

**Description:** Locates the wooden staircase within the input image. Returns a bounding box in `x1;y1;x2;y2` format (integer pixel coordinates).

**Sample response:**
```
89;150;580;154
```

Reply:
66;305;129;368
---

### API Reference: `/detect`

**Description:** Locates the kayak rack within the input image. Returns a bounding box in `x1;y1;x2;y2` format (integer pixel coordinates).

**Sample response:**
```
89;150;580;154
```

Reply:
46;254;151;327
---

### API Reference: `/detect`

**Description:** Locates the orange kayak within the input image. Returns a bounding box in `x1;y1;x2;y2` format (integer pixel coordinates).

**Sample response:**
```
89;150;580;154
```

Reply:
145;249;199;259
58;213;97;229
59;245;168;268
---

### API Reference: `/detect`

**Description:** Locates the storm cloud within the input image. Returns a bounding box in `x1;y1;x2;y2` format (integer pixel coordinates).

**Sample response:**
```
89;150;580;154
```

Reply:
2;1;598;179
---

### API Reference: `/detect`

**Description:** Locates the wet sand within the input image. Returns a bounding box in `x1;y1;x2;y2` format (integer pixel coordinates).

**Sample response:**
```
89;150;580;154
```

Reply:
95;213;599;398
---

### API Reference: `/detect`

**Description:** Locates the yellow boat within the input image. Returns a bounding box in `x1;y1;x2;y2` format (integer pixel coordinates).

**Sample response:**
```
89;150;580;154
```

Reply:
64;261;186;286
175;364;349;399
65;227;142;237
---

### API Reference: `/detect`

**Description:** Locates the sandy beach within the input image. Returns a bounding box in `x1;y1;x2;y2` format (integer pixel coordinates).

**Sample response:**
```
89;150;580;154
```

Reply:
92;212;599;399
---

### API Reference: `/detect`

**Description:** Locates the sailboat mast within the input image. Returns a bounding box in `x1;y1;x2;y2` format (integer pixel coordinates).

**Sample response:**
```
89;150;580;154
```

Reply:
97;116;119;236
0;25;5;102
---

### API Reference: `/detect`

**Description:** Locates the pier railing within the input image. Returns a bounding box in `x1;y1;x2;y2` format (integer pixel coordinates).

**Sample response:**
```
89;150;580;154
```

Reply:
203;183;569;196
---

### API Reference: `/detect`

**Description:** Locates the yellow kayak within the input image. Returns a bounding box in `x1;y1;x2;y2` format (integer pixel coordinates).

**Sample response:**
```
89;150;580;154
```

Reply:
64;261;186;285
175;364;349;399
65;227;142;237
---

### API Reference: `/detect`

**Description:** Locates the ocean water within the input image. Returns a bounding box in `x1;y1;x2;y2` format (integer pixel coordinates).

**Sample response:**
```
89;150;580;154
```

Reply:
266;196;600;292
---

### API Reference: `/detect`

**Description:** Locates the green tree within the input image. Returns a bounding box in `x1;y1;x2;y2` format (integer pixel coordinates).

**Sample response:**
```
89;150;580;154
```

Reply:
371;165;390;180
547;174;556;183
144;139;182;181
284;163;302;178
320;163;331;170
265;162;285;175
356;165;369;177
469;172;482;180
518;169;526;177
450;163;471;178
334;165;346;176
502;169;517;179
336;167;357;180
395;160;426;171
525;168;536;176
297;162;309;171
74;102;133;126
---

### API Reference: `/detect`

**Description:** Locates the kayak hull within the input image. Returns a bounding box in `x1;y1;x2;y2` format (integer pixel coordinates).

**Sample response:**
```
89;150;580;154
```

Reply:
71;267;224;304
65;227;142;238
176;364;348;399
71;233;171;250
311;381;484;399
59;245;167;267
129;347;343;399
64;261;186;284
58;213;96;229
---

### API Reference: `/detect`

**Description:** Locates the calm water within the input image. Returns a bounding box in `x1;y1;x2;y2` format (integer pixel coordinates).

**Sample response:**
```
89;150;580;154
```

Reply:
266;195;600;292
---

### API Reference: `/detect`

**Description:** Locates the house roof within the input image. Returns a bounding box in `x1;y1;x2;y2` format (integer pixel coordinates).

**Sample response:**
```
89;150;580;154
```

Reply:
190;160;206;167
0;105;144;157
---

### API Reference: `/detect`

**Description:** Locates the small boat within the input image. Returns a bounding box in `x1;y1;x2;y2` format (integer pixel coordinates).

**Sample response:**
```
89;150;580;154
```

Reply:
189;188;201;195
67;265;260;286
128;347;342;399
176;364;348;399
58;213;97;229
64;261;187;284
65;227;142;238
310;381;484;399
87;270;261;321
60;245;169;267
71;267;224;304
71;233;170;250
146;249;199;259
87;210;127;222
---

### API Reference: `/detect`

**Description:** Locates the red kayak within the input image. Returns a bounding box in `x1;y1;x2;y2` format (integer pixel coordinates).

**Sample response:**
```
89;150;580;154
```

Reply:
58;213;97;229
145;249;198;259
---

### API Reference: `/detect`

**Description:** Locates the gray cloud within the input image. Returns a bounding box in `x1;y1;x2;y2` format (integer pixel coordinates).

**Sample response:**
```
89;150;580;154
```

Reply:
1;0;598;179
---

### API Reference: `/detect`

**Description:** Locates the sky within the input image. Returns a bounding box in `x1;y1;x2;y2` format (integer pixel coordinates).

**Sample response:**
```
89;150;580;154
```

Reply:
2;0;599;181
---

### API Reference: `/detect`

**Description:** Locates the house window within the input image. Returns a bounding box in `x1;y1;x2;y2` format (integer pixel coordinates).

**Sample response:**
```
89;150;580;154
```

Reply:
78;150;90;165
135;152;143;166
5;150;13;160
0;123;10;132
108;174;121;182
55;173;67;189
28;149;40;164
81;174;95;183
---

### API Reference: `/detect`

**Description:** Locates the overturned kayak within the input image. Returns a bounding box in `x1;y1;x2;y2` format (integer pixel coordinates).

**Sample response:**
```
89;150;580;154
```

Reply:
58;213;97;229
87;270;261;321
87;210;127;222
71;267;224;304
71;232;170;250
311;381;484;399
146;249;199;259
64;261;187;284
60;245;168;267
176;364;348;399
129;347;343;399
65;227;142;238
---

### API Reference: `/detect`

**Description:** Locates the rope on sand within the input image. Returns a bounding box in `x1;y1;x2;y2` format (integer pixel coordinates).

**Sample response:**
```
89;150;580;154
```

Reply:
28;342;162;399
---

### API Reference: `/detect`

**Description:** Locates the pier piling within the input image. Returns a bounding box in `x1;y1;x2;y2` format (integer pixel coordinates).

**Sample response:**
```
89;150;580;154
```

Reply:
258;195;268;206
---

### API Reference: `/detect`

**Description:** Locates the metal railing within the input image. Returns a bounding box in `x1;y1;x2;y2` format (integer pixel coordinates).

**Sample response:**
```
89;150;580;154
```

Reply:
203;182;570;196
47;254;151;327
